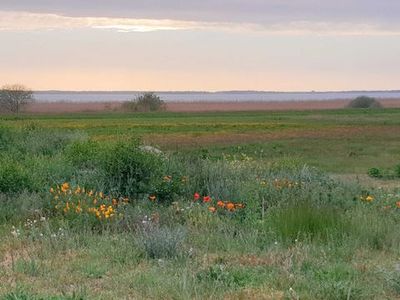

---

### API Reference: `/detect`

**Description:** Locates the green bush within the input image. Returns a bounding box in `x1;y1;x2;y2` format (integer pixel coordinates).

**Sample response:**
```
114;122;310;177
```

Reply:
122;92;165;112
347;96;382;108
150;174;184;205
368;167;383;178
0;158;34;193
99;140;163;197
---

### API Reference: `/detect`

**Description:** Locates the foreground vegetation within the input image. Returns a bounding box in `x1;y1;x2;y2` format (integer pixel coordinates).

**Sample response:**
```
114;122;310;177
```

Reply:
0;109;399;299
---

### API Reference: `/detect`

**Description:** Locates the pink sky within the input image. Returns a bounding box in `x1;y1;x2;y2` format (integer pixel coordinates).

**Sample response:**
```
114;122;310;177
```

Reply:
0;2;399;91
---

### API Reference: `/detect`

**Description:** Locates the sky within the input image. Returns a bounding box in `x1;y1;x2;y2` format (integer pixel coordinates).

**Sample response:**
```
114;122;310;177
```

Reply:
0;1;399;91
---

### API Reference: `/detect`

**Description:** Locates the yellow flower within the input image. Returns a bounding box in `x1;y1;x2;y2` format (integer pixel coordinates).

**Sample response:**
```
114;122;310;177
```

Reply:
61;182;70;193
74;186;81;194
366;195;374;202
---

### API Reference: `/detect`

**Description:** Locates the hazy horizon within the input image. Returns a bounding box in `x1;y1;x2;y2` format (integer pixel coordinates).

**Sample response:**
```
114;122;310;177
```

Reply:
1;1;400;91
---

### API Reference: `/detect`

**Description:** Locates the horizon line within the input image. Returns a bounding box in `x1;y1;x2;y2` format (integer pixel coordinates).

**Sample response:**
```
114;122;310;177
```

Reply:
33;89;400;94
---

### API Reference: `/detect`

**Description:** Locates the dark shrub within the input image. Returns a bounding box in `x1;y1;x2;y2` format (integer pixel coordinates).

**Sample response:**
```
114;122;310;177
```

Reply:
395;164;400;178
122;92;165;112
347;96;382;108
99;140;163;197
368;167;383;178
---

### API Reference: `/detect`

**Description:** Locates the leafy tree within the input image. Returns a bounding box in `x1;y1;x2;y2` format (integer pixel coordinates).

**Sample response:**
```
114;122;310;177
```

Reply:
122;92;165;112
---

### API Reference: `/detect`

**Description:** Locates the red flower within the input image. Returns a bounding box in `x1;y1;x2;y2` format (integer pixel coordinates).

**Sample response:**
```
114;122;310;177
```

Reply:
203;196;211;203
193;193;200;201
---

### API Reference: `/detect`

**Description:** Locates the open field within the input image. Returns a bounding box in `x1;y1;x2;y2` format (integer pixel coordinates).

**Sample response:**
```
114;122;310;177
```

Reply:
3;108;400;173
25;98;400;114
1;108;400;299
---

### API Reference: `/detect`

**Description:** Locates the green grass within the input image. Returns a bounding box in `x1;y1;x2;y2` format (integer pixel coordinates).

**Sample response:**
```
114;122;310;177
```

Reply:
0;108;400;299
1;109;400;173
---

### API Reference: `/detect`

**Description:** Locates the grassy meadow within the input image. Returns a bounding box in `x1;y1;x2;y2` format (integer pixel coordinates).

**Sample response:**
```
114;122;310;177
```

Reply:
0;108;400;299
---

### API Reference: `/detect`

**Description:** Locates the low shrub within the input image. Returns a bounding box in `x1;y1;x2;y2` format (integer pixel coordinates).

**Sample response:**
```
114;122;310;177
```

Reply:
368;167;383;178
347;96;382;108
0;192;44;223
136;224;186;259
122;92;165;112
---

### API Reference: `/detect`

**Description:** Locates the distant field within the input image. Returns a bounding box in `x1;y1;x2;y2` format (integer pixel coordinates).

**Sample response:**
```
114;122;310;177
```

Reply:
24;98;400;113
2;108;400;174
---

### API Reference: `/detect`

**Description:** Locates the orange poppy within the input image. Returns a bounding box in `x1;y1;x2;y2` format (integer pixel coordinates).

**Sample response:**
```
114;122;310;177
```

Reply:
208;206;217;213
217;200;225;208
226;202;235;211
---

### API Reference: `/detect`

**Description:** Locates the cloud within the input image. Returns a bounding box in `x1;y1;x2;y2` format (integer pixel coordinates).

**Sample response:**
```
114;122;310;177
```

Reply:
0;11;400;36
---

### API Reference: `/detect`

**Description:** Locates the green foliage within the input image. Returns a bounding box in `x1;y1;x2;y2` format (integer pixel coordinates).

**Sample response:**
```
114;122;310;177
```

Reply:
98;140;163;197
122;92;165;112
395;164;400;178
0;158;34;193
367;164;400;179
368;167;383;178
266;201;349;243
64;140;100;169
150;175;184;205
347;96;382;108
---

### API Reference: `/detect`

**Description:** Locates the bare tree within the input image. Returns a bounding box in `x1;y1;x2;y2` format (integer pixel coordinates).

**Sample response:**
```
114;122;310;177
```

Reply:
0;84;34;113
